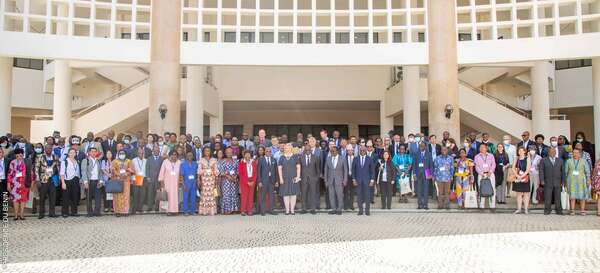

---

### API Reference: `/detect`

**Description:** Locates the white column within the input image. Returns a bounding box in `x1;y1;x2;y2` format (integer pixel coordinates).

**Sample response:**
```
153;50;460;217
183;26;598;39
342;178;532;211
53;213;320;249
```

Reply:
592;57;600;160
186;66;205;141
53;60;72;136
402;65;420;137
209;97;223;137
530;61;551;137
0;57;12;135
380;100;394;138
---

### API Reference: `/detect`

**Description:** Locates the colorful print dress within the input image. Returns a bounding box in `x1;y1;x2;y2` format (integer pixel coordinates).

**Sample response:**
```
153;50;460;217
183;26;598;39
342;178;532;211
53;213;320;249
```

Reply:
218;159;239;213
198;157;218;215
565;158;590;200
454;158;473;206
8;159;31;202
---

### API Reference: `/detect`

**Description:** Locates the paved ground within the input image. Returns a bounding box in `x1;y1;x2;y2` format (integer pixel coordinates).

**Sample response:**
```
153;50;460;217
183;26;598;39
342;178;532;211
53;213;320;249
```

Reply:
3;212;600;272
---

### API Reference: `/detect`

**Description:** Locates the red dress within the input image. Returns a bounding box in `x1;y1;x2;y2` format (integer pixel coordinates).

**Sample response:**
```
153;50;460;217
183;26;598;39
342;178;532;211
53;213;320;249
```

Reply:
238;159;257;214
8;159;32;203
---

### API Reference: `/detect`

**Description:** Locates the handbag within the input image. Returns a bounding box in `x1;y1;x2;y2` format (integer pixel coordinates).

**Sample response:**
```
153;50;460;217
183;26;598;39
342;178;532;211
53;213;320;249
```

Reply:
105;179;124;193
449;190;457;202
464;187;478;208
399;175;412;195
536;185;545;203
479;177;494;198
506;168;517;182
560;186;569;210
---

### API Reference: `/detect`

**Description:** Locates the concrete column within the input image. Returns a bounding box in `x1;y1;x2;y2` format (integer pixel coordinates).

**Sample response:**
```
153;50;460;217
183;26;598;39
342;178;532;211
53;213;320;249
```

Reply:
0;58;12;135
531;61;551;137
348;123;359;138
186;66;205;142
242;122;254;135
149;0;182;135
53;60;72;135
209;97;222;137
402;65;420;137
380;100;394;138
427;0;460;138
592;57;600;160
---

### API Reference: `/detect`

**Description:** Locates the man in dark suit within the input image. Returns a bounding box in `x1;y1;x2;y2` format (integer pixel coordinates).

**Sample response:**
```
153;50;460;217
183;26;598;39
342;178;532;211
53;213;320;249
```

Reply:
352;146;375;216
390;134;403;159
192;138;203;162
319;139;330;210
412;142;433;210
428;135;442;159
517;131;534;150
534;134;549;158
343;144;356;210
144;146;163;212
257;148;278;215
300;144;321;214
324;145;348;215
539;148;564;215
101;130;118;158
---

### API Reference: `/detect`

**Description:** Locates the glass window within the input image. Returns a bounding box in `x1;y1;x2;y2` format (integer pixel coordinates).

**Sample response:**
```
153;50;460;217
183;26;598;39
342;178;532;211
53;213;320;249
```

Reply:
278;32;293;43
335;32;350;43
316;32;330;43
13;58;44;70
224;32;236;42
260;32;274;43
203;32;211;42
354;32;368;43
417;32;425;42
240;32;255;43
373;32;379;43
297;32;312;43
458;33;471;41
392;32;402;43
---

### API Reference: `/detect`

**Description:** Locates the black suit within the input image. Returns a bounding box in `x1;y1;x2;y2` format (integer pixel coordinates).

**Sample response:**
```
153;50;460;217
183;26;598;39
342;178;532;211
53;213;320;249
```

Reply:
517;140;534;151
539;157;564;214
300;153;321;211
535;144;549;158
257;156;278;214
101;139;118;157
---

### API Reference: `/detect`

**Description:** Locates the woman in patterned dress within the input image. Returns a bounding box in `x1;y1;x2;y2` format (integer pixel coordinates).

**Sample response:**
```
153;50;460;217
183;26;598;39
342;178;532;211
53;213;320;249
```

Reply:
218;147;239;215
454;148;474;209
198;147;218;216
7;148;33;220
591;159;600;217
565;148;591;216
112;150;134;217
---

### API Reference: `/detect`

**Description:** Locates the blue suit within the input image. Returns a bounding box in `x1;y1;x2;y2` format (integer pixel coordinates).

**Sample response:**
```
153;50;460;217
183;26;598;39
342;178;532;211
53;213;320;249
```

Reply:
411;150;433;208
352;155;376;214
179;160;198;214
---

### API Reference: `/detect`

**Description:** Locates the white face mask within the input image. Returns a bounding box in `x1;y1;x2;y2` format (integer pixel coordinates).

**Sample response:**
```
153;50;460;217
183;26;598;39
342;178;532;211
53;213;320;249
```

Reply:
124;139;130;144
503;140;510;145
118;154;126;160
158;141;164;146
529;150;536;156
0;142;6;148
415;137;421;142
445;143;451;147
551;141;558;147
463;143;469;148
34;148;43;154
577;138;584;142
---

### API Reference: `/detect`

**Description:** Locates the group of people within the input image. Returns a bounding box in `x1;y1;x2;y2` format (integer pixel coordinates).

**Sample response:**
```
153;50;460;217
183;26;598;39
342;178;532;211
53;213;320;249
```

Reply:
1;128;599;220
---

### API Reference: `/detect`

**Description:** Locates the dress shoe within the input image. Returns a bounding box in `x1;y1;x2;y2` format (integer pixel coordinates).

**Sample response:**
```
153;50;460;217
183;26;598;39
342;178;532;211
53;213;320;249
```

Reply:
86;214;93;217
261;213;266;216
336;211;342;215
241;212;247;216
357;211;363;216
328;211;336;215
38;215;45;219
269;211;278;215
424;207;429;210
71;213;80;217
557;212;564;215
49;215;58;218
365;211;371;216
300;210;308;214
62;215;69;218
310;210;316;215
544;211;551;215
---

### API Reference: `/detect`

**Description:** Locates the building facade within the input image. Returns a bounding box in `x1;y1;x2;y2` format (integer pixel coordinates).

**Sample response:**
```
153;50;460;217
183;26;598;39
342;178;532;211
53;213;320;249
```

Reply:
0;0;599;157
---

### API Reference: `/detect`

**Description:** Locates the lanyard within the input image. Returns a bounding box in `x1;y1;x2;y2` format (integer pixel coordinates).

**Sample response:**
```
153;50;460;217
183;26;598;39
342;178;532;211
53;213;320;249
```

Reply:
89;158;97;171
574;159;580;170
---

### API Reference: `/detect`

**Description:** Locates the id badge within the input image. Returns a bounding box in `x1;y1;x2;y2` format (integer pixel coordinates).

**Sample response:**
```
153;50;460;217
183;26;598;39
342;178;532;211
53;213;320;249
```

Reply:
418;163;424;168
482;164;489;168
572;171;580;176
439;167;446;171
229;170;235;175
16;172;23;178
137;172;144;176
170;171;177;176
188;175;195;180
519;171;524;175
119;169;126;174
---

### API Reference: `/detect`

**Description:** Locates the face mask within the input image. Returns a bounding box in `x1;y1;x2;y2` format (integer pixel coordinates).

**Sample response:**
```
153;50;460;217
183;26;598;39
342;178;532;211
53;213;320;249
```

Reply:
118;154;126;160
463;143;469;148
0;142;6;148
415;137;421;142
18;142;26;148
445;143;451;147
577;138;583;142
529;150;536;156
158;141;164;146
408;138;415;143
34;148;43;154
503;140;510;145
124;139;130;144
551;141;558;147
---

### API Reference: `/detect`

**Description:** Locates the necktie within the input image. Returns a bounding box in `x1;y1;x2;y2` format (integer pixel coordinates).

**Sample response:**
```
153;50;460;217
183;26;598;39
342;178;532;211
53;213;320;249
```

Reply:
361;156;364;167
267;157;270;165
306;155;309;166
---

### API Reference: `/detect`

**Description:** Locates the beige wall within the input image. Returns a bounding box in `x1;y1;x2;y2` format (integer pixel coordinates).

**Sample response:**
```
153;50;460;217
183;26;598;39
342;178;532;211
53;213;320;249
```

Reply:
11;117;31;139
559;107;595;142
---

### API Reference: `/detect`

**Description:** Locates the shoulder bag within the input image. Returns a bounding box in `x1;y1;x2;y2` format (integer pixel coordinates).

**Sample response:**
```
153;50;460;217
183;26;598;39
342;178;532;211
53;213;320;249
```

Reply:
479;177;494;198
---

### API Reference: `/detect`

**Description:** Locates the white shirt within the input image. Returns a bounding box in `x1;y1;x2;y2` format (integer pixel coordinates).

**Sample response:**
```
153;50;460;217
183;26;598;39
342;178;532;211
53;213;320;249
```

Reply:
0;158;5;180
88;158;99;180
347;155;354;175
133;157;147;177
332;155;338;169
505;144;517;165
246;160;254;177
60;159;80;180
